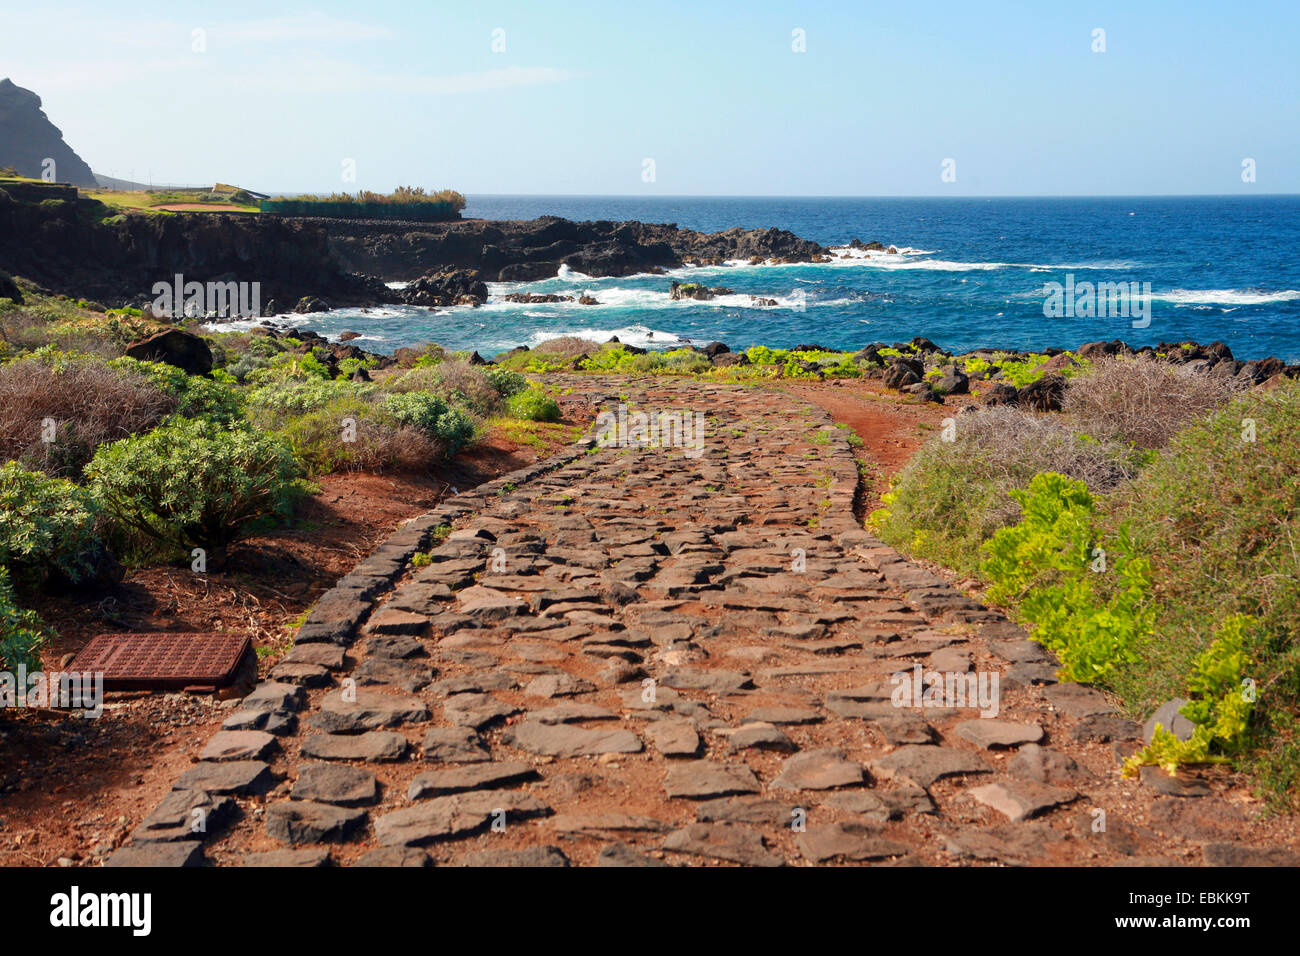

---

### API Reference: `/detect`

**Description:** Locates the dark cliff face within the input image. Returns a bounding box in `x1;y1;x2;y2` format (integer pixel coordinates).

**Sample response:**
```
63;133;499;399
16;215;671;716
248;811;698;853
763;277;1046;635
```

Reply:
0;190;827;309
323;215;828;281
0;78;97;186
0;190;387;308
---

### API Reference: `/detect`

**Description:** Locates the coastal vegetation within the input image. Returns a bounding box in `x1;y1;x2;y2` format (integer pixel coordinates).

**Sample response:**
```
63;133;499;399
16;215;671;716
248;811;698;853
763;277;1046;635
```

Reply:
869;357;1300;808
261;186;466;221
0;284;561;674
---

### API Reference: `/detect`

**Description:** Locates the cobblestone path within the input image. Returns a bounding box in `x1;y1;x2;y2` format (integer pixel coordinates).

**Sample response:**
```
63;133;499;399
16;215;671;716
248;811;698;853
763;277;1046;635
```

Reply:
110;379;1299;867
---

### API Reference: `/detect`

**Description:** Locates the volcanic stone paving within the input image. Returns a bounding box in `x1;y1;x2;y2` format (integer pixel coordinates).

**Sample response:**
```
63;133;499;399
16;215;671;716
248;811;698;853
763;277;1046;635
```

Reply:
111;379;1299;868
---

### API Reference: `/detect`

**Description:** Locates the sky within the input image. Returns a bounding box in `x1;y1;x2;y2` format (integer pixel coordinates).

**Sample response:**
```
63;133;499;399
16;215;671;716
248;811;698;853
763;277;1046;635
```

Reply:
2;1;1297;196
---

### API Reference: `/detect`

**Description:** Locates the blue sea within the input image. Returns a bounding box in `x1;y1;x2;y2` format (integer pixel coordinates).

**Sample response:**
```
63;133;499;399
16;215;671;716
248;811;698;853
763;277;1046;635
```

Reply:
246;196;1300;362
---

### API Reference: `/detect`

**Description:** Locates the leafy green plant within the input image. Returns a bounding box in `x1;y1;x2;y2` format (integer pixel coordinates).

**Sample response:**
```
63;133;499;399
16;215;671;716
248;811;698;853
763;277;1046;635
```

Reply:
506;388;561;422
0;567;46;674
0;462;101;586
1125;615;1258;774
980;472;1154;682
85;417;305;554
484;367;528;397
108;357;244;424
382;392;475;452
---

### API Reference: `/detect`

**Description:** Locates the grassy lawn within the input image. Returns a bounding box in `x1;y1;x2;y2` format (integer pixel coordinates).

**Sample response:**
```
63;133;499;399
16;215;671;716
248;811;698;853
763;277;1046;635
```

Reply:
83;189;260;215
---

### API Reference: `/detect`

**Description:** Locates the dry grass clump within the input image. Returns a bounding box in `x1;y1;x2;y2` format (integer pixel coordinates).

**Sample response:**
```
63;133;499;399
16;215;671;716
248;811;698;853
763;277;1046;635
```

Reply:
1063;356;1242;449
532;336;603;358
0;357;177;476
385;359;500;416
870;405;1142;575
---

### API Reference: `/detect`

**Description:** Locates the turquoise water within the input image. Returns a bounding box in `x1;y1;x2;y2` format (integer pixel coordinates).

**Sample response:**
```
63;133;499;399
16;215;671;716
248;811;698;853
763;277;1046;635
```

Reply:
228;196;1300;362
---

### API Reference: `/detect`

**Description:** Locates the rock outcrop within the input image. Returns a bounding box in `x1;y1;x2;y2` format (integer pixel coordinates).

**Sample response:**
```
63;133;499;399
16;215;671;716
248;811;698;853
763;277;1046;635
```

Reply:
0;78;97;185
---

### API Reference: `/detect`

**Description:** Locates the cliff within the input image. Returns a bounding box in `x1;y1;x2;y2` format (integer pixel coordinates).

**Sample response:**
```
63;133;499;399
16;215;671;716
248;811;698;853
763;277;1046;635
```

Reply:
0;78;97;186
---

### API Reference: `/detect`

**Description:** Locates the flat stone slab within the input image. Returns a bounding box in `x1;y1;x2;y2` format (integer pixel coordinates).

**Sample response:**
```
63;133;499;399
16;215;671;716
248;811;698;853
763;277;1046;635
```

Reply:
422;727;492;763
504;722;643;757
106;841;204;867
796;822;911;863
663;822;784;867
529;702;619;724
266;800;367;845
771;748;865;791
695;797;800;826
241;848;331;867
525;673;597;698
661;667;753;694
356;847;433;867
1007;744;1096;786
459;846;571;867
1139;766;1212;797
744;706;822;725
313;689;430;732
967;781;1079;822
175;760;274;796
200;730;277;762
871;745;989;789
443;693;520;730
551;813;670;834
597;843;672;867
874;714;935;746
1043;683;1117;718
374;789;551;846
409;762;540;799
663;761;761;799
291;764;379;806
301;731;408;762
134;789;235;843
724;722;796;753
954;719;1044;750
644;719;701;757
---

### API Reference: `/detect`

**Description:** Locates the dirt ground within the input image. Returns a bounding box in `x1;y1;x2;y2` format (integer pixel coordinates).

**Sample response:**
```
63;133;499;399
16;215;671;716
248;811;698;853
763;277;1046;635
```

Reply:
0;420;584;866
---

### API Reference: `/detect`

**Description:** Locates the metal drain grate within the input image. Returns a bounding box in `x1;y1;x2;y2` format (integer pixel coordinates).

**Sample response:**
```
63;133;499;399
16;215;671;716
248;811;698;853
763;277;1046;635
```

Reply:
70;632;253;691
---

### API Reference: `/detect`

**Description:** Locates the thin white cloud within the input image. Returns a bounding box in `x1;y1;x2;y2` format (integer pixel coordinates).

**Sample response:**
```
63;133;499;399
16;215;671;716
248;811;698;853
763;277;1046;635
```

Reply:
212;13;394;44
223;59;582;95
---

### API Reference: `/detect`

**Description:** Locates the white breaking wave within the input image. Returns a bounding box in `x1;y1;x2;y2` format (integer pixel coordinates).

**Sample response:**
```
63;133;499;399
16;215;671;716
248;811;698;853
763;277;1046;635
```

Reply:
1152;289;1300;306
529;324;691;349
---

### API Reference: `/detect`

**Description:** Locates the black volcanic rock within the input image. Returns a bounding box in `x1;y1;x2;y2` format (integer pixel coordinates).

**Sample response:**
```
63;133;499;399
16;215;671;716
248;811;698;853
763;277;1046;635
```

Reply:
124;328;213;375
399;269;488;307
0;79;97;185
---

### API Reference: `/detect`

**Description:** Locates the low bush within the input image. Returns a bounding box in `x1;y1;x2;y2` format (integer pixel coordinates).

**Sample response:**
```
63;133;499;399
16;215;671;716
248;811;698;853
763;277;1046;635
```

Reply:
0;567;46;674
275;398;444;475
0;461;101;586
869;406;1142;576
980;472;1154;683
382;392;476;453
108;357;244;425
1063;356;1241;449
506;388;561;422
85;417;305;555
0;355;177;476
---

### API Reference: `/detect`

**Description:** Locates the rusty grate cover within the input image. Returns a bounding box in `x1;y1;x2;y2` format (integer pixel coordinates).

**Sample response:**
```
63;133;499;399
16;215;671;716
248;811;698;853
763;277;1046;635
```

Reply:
70;632;252;691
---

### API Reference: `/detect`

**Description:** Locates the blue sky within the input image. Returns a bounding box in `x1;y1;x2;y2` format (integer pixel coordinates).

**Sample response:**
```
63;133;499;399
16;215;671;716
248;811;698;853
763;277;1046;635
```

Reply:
3;1;1297;195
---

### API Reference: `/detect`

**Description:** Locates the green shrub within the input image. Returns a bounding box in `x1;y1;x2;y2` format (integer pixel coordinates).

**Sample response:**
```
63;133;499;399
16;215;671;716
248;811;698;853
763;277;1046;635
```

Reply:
85;417;305;554
0;461;101;585
274;398;443;475
980;472;1153;683
868;406;1141;576
249;378;367;416
485;367;527;398
382;392;475;453
108;357;244;424
0;567;46;674
1125;614;1258;775
506;388;561;422
1095;382;1300;805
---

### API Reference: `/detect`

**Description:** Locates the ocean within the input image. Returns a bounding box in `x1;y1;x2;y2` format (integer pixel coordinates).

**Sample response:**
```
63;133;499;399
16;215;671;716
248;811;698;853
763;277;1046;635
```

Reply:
235;195;1300;362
